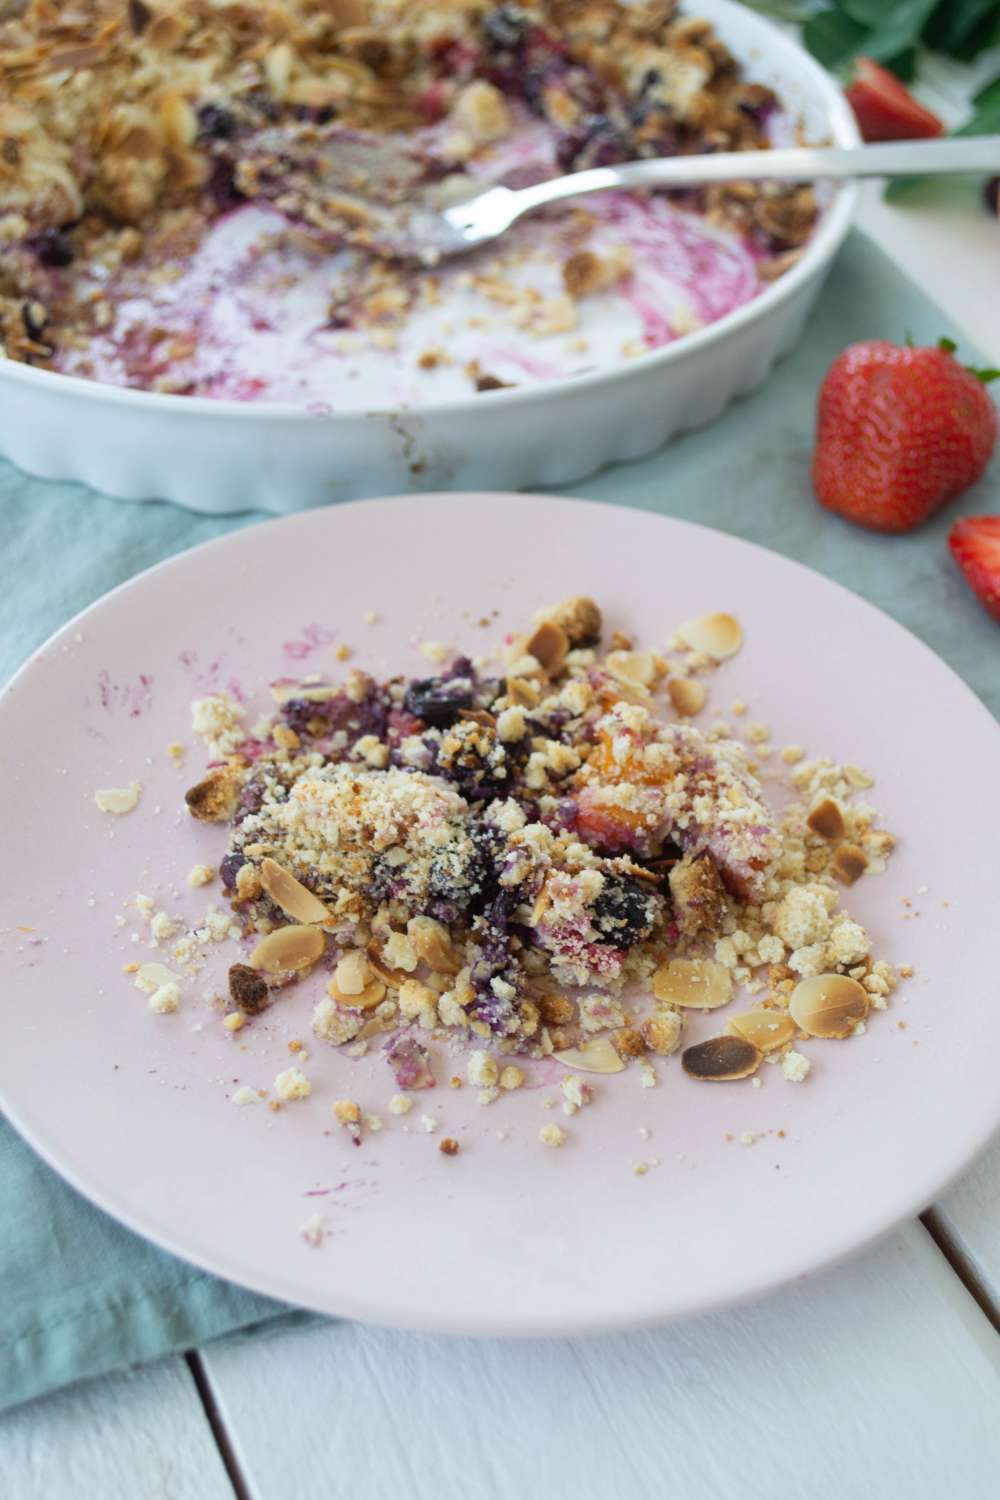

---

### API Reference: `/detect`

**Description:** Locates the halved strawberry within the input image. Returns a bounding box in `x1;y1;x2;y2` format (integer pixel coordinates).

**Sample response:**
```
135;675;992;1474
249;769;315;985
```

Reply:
949;516;1000;622
845;58;944;142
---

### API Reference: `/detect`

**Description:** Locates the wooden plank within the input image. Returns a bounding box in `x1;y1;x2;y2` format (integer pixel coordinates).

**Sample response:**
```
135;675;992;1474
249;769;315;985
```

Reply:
200;1223;1000;1500
0;1356;235;1500
936;1137;1000;1313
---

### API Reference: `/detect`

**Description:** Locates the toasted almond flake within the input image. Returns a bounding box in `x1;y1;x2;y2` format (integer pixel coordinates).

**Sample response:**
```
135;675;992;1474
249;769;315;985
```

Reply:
831;843;867;886
676;613;743;661
407;916;458;974
269;681;338;706
366;943;411;987
726;1010;796;1053
539;596;602;647
807;798;846;841
552;1038;625;1074
259;857;331;925
525;620;568;674
605;649;657;690
250;925;325;974
94;781;141;814
333;949;371;995
668;677;706;717
682;1035;762;1081
327;975;387;1012
789;974;869;1039
652;958;732;1010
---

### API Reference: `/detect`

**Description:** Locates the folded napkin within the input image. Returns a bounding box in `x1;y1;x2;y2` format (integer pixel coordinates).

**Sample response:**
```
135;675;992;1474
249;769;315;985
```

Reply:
1;229;997;1413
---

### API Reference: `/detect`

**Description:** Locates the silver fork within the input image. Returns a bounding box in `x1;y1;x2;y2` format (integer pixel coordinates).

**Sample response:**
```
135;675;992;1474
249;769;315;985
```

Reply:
425;136;1000;261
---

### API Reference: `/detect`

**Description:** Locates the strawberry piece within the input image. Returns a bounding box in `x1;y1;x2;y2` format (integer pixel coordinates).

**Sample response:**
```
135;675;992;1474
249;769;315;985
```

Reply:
812;339;998;533
845;58;943;143
949;516;1000;622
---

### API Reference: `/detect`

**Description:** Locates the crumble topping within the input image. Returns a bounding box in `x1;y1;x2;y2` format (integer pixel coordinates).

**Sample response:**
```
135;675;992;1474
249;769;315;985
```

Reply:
168;593;902;1135
2;1;818;391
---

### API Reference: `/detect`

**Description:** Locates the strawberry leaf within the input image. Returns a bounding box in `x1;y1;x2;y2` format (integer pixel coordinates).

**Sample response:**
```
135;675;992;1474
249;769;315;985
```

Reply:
938;336;958;353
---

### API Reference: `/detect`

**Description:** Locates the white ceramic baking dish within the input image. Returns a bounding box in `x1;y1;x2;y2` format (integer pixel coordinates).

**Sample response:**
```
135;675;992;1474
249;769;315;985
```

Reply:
0;0;859;514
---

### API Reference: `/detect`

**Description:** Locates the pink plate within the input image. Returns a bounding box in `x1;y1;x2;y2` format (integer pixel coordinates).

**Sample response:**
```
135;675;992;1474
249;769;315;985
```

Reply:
2;494;999;1337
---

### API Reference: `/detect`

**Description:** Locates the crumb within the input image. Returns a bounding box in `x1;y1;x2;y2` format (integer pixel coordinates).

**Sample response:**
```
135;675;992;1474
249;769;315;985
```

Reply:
421;1113;439;1133
186;863;214;887
419;640;448;664
389;1094;412;1116
782;1050;811;1082
539;1124;567;1147
231;1086;259;1106
439;1137;460;1156
223;1012;245;1033
274;1067;311;1102
301;1213;326;1247
94;781;142;815
781;745;805;765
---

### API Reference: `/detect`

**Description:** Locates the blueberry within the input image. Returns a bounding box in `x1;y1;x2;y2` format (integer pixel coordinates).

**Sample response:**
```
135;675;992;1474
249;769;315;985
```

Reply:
483;5;531;52
592;875;658;949
197;103;238;140
403;675;475;728
30;228;74;268
205;158;246;213
220;852;246;892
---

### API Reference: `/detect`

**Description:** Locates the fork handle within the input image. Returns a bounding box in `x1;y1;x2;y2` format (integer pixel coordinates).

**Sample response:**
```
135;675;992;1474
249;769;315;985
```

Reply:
510;136;1000;214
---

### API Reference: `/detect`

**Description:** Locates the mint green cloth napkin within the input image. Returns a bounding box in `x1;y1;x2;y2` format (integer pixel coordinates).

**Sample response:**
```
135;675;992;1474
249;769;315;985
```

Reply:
1;228;997;1414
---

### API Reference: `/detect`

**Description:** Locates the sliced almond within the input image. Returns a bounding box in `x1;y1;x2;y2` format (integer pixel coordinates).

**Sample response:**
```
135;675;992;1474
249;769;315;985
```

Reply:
652;958;732;1009
259;858;331;925
525;620;568;675
328;975;387;1011
552;1038;625;1074
605;649;657;690
250;924;325;974
542;596;602;647
407;916;458;974
789;973;869;1039
676;613;743;661
269;680;338;706
726;1009;796;1053
668;677;706;717
830;843;867;886
366;942;411;987
682;1035;761;1081
506;676;542;708
807;797;846;841
333;949;372;995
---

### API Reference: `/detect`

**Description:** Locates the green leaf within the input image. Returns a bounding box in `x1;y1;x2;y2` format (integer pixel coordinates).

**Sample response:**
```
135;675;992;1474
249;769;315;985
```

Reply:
801;8;868;71
838;0;889;22
923;0;1000;57
953;74;1000;135
938;336;958;353
858;0;940;63
972;368;1000;383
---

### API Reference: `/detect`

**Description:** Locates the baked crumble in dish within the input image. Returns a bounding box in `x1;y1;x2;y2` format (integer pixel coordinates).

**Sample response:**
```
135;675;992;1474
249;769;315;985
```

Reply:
1;1;819;405
154;594;900;1129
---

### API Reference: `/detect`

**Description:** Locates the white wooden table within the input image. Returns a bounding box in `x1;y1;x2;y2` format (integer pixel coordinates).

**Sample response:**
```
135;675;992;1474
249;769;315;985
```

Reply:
3;185;1000;1500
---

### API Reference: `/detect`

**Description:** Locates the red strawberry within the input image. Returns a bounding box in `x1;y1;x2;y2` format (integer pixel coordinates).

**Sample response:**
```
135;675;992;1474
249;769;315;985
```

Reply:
845;59;944;142
813;339;999;533
949;516;1000;622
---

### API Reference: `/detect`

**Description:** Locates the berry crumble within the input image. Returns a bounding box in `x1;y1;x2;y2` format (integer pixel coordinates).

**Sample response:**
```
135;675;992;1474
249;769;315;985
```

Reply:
169;594;901;1126
1;2;819;404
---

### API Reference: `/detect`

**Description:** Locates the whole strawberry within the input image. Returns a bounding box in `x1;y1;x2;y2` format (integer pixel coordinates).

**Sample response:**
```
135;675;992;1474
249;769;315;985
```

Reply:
949;516;1000;623
813;338;998;533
